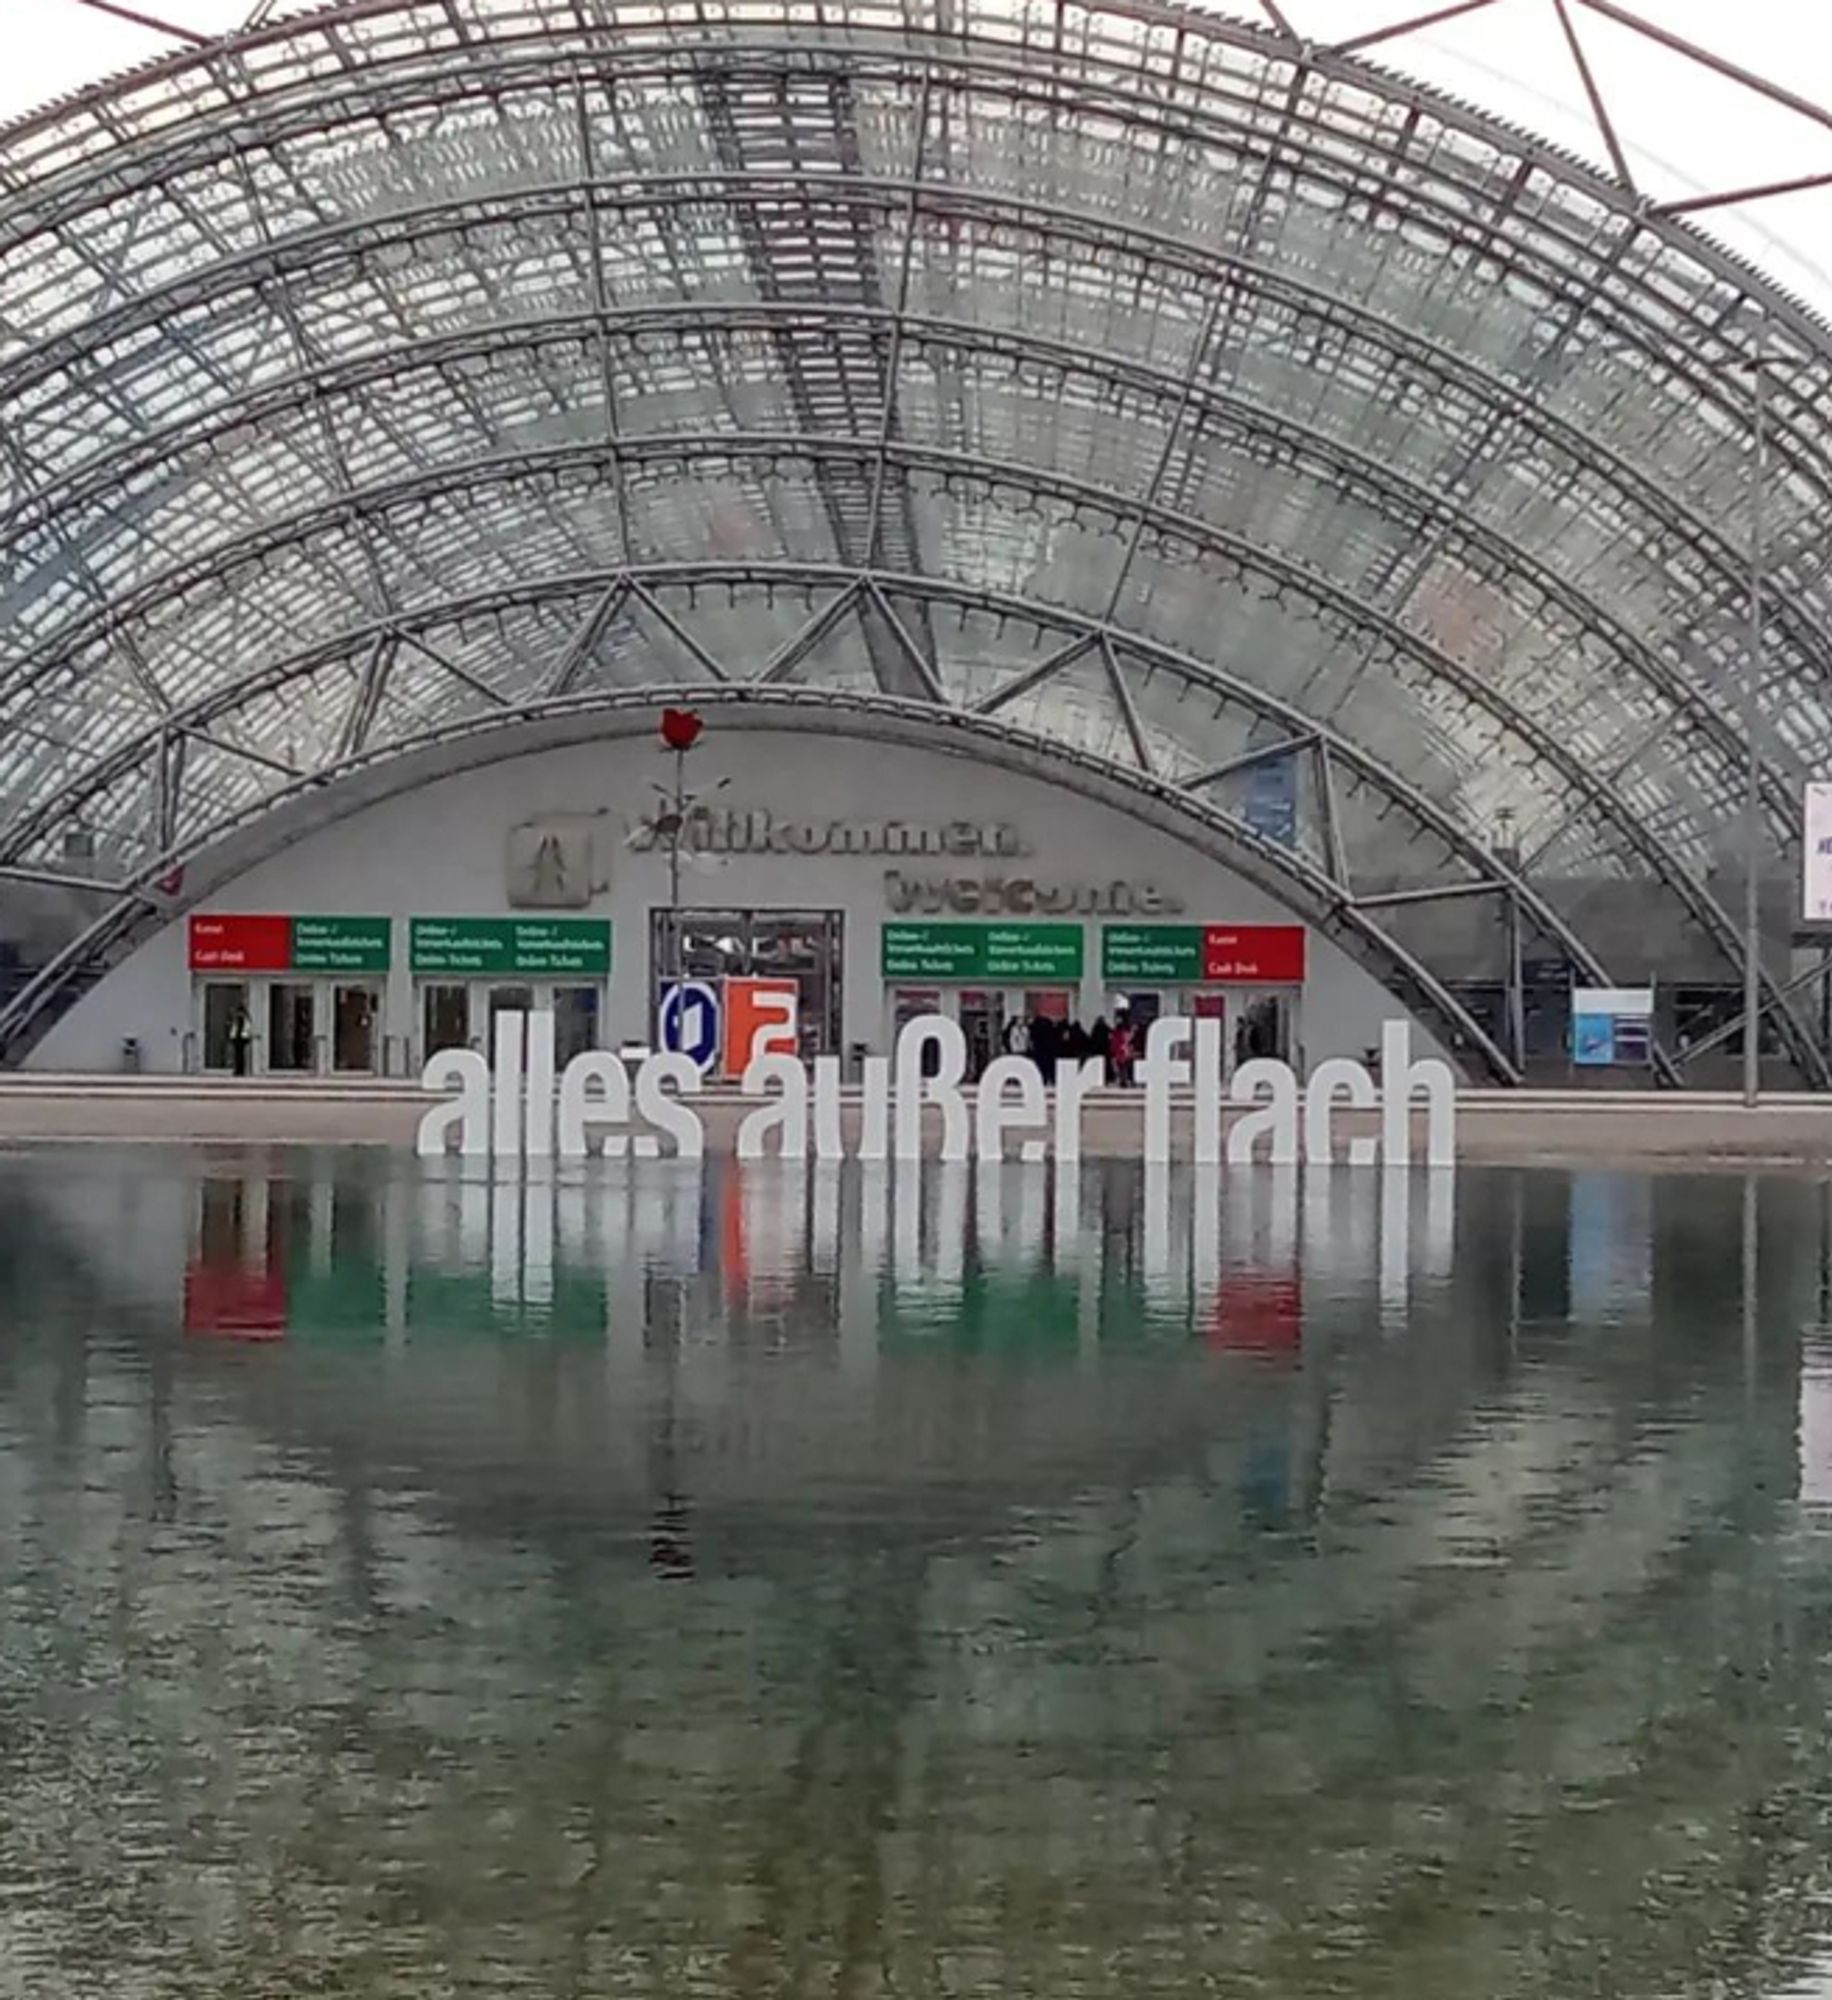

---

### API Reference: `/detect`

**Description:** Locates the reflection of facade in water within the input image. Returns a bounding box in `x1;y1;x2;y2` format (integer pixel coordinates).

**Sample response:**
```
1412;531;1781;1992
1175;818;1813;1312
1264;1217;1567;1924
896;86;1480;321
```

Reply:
2;1160;1832;1995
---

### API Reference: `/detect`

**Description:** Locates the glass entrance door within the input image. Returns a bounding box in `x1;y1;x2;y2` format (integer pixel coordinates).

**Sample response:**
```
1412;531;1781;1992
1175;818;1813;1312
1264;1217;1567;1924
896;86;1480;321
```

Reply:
422;983;470;1059
267;981;317;1073
488;986;534;1049
331;984;380;1073
552;985;600;1065
200;981;251;1074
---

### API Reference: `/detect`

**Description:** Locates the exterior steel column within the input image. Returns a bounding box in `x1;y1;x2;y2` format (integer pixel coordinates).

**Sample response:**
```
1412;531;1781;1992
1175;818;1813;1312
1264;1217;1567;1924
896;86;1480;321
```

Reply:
1744;325;1768;1108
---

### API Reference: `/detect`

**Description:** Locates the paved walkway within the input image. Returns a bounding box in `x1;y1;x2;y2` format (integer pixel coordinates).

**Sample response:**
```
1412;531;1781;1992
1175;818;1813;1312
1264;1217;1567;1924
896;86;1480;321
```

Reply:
5;1076;1832;1166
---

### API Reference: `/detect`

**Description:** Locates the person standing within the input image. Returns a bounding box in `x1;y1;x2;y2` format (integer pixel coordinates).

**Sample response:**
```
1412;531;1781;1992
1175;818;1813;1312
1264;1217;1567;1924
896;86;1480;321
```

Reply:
1109;1009;1136;1087
1089;1015;1111;1082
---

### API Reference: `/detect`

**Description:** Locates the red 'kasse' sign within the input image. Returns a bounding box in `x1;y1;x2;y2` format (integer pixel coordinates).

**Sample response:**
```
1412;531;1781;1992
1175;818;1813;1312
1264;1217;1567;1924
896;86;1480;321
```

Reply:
188;914;291;972
1201;925;1307;983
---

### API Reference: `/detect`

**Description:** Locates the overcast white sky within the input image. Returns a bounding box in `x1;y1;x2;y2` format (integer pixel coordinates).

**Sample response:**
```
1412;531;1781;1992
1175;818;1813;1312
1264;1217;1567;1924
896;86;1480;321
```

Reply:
3;0;1831;306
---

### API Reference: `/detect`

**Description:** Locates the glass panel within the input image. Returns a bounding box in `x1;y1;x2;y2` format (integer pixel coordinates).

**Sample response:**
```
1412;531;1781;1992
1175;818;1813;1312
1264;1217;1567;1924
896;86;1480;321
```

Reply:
267;981;317;1074
489;987;534;1044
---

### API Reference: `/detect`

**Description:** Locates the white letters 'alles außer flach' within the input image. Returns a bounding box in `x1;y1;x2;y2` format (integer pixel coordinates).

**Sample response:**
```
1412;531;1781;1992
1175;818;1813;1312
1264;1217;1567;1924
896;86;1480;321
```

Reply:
418;1014;1456;1167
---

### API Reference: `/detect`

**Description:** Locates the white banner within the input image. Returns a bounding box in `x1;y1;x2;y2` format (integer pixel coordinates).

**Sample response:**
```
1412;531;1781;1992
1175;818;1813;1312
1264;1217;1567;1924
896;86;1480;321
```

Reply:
1805;782;1832;923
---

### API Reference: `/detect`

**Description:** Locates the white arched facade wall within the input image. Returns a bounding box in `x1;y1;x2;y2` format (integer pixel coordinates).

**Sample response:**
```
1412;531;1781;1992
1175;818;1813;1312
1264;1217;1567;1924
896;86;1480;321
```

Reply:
29;732;1446;1077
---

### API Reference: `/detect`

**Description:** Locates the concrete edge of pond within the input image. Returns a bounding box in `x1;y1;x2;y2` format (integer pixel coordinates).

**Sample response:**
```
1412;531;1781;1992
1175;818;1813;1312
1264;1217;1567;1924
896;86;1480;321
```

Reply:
3;1078;1832;1169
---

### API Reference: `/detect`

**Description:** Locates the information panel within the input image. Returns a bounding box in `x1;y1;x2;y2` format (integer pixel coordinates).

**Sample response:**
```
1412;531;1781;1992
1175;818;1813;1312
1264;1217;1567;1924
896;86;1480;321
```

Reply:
1806;782;1832;922
292;916;392;974
1103;923;1307;984
882;922;1084;982
189;914;391;974
411;916;611;976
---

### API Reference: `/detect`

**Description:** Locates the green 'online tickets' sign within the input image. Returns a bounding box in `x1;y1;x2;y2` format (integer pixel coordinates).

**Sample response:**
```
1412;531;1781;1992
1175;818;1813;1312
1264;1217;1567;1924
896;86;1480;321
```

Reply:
411;918;611;977
880;922;1085;982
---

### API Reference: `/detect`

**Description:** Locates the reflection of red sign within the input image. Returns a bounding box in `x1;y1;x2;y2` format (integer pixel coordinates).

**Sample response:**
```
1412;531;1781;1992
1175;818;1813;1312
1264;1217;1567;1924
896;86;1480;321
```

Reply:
188;914;291;972
1209;1274;1302;1354
184;1260;287;1338
1201;925;1306;984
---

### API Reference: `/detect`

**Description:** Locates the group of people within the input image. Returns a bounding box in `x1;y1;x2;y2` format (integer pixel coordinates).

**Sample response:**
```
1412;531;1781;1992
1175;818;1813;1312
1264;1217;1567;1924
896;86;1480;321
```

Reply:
1001;1004;1139;1085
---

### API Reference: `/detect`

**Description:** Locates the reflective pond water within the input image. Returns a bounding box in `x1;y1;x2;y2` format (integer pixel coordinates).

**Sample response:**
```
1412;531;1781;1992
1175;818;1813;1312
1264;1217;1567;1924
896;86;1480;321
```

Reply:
3;1147;1832;1998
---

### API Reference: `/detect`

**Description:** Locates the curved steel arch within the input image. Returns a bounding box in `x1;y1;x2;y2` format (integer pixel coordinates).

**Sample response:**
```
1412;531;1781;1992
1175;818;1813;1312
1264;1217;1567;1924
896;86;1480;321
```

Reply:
5;0;1832;1079
0;300;1805;845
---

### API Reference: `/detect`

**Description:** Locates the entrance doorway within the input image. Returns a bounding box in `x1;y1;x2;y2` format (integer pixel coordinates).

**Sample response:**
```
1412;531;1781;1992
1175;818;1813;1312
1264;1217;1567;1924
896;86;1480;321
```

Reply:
414;980;607;1065
266;982;316;1073
200;980;252;1074
331;985;381;1073
652;908;844;1059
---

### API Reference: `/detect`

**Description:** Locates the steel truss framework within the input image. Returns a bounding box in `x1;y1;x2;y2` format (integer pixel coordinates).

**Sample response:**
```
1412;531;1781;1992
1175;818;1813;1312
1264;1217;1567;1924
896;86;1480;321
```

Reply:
5;0;1832;1078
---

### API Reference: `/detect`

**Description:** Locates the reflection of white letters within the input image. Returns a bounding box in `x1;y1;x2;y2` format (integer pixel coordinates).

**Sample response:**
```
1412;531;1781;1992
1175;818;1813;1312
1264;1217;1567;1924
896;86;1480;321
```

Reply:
1380;1020;1456;1169
975;1055;1048;1162
557;1052;631;1158
634;1053;705;1158
895;1014;969;1162
1227;1059;1300;1166
737;1053;808;1159
417;1049;491;1156
1304;1057;1377;1167
1140;1017;1192;1164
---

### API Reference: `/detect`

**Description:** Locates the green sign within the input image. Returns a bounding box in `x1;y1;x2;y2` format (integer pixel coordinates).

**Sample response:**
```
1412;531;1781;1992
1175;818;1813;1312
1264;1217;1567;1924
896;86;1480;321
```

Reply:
291;915;392;974
1103;924;1203;982
411;917;611;977
881;922;1084;982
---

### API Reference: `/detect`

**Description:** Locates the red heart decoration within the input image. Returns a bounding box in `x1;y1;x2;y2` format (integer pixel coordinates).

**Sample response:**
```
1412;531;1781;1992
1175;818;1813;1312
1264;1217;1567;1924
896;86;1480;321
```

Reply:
659;707;704;752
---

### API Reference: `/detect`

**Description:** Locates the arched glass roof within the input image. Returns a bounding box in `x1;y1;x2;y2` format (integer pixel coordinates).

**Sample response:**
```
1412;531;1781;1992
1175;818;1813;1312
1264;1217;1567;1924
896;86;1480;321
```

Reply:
3;0;1832;1076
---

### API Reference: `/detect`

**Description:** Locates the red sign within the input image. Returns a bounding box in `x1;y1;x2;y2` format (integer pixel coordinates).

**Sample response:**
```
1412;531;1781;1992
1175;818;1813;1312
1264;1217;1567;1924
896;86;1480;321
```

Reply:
722;976;798;1079
189;914;292;973
1201;924;1306;984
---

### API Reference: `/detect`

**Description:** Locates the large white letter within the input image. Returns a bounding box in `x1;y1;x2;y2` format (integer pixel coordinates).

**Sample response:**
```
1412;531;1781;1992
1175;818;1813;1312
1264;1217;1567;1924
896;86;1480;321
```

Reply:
1139;1015;1192;1164
491;1009;525;1159
1053;1057;1103;1164
1226;1058;1300;1166
524;1009;556;1159
1304;1057;1378;1167
1379;1019;1456;1169
894;1015;970;1162
634;1052;705;1159
858;1055;891;1161
1193;1017;1224;1166
417;1048;490;1157
974;1055;1048;1162
811;1055;845;1160
737;1053;809;1159
557;1052;631;1158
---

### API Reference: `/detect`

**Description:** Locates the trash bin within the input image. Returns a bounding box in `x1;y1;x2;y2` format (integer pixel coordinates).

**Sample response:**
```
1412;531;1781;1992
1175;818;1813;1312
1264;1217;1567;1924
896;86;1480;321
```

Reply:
120;1036;142;1074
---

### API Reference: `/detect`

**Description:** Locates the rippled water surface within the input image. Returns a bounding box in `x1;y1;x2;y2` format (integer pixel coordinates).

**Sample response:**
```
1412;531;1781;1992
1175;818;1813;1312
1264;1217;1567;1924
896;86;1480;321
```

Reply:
4;1147;1832;1998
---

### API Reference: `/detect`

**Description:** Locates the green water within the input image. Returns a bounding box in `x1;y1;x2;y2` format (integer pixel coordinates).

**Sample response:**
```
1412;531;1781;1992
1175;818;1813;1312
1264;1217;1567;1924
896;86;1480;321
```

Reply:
2;1148;1832;1998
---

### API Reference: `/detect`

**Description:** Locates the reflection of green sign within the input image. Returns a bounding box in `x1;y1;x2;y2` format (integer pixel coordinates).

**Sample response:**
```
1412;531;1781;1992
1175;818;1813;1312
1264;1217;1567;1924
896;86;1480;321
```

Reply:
1103;925;1203;982
881;922;1084;981
411;917;611;976
292;916;392;974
